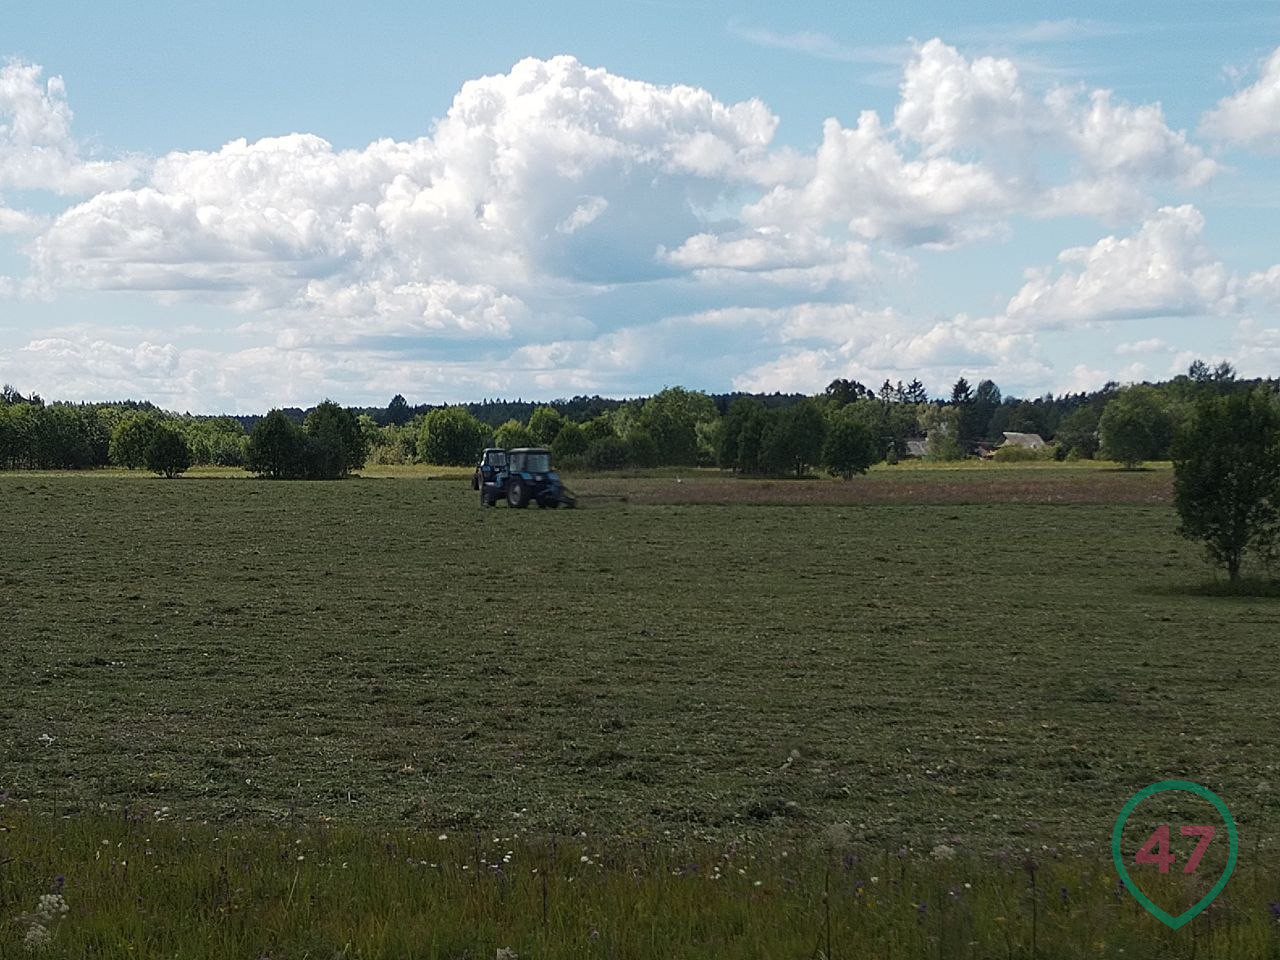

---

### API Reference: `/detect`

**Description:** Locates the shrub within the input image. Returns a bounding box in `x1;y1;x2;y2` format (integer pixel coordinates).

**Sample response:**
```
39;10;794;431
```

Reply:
109;412;161;469
417;407;488;466
992;443;1054;463
145;425;192;478
585;436;629;470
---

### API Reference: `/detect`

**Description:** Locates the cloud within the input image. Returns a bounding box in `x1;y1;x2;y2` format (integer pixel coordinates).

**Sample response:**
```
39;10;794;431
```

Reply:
732;39;1216;252
1201;47;1280;149
0;45;1259;409
1004;206;1237;326
728;24;907;64
33;56;781;345
0;59;138;194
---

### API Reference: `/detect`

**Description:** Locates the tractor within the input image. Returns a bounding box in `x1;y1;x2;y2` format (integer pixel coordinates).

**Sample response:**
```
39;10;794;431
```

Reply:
480;447;576;508
471;447;507;490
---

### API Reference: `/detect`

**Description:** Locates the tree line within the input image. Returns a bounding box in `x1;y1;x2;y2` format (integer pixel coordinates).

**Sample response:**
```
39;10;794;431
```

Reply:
3;360;1275;481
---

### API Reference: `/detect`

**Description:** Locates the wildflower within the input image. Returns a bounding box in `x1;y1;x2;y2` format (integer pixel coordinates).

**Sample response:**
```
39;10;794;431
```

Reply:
870;875;879;884
1268;900;1280;922
35;895;68;923
1060;886;1070;905
495;949;518;960
23;923;51;952
931;844;956;861
438;834;448;841
916;901;928;922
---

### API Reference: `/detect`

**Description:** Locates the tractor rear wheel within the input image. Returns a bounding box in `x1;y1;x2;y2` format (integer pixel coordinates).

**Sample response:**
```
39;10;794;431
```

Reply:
508;480;527;508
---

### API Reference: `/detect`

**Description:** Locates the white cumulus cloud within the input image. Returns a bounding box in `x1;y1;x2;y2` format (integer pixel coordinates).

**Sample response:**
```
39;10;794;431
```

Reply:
1201;47;1280;149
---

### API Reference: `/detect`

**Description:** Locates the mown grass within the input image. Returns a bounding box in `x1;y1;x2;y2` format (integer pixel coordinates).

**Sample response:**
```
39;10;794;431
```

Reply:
2;465;1278;956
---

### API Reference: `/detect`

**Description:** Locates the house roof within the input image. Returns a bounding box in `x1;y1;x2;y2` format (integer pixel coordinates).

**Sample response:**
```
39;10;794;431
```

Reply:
1001;431;1046;447
905;439;928;456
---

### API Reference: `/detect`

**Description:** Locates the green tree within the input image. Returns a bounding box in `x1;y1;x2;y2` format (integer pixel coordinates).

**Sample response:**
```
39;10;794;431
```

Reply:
386;394;413;426
1173;388;1280;581
110;412;161;469
585;435;629;470
416;406;489;466
551;421;588;462
145;424;192;478
718;397;766;472
760;400;826;477
246;410;306;479
638;387;715;465
626;428;659;467
822;413;878;479
304;400;369;477
1099;386;1175;469
1055;405;1102;459
528;406;564;446
494;418;535;450
918;405;965;461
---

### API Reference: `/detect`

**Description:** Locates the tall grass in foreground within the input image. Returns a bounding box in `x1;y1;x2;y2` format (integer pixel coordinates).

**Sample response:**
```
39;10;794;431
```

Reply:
3;810;1279;959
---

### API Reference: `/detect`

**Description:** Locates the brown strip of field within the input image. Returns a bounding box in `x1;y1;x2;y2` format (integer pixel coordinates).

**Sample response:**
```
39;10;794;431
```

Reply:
575;467;1173;505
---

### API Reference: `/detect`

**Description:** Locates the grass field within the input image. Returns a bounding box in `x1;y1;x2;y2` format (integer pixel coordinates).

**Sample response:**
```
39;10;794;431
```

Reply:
3;463;1278;956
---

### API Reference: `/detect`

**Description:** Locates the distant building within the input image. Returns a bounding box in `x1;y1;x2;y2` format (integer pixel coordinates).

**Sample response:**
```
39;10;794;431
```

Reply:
905;439;929;458
1000;431;1047;449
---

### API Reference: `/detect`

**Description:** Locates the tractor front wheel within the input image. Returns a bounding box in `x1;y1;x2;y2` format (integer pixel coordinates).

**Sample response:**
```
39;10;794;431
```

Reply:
508;480;527;508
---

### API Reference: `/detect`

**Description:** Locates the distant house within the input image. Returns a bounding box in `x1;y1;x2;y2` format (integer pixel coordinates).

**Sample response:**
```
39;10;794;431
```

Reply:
905;439;929;458
1000;431;1047;449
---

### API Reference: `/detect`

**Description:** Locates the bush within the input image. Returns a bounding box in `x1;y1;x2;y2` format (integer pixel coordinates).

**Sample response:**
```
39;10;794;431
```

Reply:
585;436;629;471
145;425;192;478
110;413;161;469
246;410;306;479
551;421;588;462
991;443;1054;463
494;419;534;450
417;407;488;466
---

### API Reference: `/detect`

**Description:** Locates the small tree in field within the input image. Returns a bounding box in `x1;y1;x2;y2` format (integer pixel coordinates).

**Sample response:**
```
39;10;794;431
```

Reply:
246;409;306;479
1099;386;1174;469
1173;388;1280;581
109;412;160;468
822;415;878;479
145;424;192;478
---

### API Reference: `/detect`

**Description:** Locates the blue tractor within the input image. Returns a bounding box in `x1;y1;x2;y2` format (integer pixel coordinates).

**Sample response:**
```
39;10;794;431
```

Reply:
480;447;576;508
471;447;507;490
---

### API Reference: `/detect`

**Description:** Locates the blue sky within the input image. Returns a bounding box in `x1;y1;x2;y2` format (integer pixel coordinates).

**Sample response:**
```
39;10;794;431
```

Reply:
2;2;1280;412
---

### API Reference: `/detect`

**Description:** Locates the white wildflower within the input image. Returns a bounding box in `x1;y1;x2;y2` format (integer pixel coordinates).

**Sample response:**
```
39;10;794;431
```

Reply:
496;949;519;960
23;923;51;952
931;844;956;861
35;895;68;923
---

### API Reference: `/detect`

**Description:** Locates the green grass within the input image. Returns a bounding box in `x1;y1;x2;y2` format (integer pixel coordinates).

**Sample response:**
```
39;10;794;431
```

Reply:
5;810;1280;959
2;466;1278;956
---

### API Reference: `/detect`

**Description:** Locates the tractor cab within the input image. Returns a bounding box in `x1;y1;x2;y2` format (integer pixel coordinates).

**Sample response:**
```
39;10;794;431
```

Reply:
480;446;576;509
471;447;508;490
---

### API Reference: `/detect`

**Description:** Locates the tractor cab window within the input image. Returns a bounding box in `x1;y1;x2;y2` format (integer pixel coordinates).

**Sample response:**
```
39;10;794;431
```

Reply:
514;451;551;473
484;451;507;467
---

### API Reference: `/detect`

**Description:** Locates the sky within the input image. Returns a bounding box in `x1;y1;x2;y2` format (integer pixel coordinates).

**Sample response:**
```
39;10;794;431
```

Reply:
2;1;1280;413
